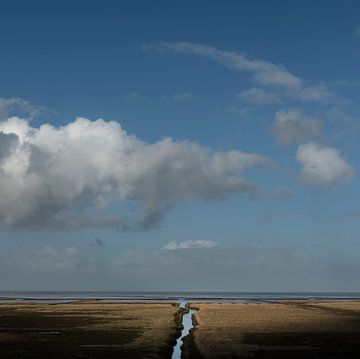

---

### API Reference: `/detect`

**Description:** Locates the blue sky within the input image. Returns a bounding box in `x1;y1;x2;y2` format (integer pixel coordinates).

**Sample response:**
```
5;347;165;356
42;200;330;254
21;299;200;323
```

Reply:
1;0;360;291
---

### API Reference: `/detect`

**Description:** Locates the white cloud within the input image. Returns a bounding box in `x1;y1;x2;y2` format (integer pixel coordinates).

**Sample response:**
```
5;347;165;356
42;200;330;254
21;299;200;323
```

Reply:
297;84;331;102
160;92;192;102
296;143;354;187
125;91;148;103
272;109;322;145
150;42;331;102
0;97;45;120
236;88;281;105
0;116;280;230
162;240;217;250
154;41;301;90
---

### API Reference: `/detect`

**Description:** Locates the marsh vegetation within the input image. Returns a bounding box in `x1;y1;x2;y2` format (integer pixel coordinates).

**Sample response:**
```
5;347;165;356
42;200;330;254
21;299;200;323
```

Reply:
0;301;183;359
184;301;360;358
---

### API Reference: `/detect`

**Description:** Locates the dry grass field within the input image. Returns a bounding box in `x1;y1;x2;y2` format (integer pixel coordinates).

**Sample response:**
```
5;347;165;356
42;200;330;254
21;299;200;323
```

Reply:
183;301;360;359
0;301;183;359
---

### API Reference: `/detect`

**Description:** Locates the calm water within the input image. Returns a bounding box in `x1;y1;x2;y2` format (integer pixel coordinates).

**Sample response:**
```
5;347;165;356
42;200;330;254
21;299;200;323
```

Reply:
1;291;360;302
172;302;197;359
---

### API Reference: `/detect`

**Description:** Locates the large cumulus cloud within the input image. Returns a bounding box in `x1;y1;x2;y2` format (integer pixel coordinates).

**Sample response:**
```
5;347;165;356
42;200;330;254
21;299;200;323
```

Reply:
0;116;280;230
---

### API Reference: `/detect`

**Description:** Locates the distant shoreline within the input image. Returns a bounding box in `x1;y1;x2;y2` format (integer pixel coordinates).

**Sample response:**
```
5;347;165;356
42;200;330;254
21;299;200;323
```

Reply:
1;291;360;303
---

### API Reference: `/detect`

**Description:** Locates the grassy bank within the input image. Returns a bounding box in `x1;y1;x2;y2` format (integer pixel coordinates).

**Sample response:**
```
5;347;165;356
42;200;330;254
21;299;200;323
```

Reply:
185;301;360;358
0;301;182;359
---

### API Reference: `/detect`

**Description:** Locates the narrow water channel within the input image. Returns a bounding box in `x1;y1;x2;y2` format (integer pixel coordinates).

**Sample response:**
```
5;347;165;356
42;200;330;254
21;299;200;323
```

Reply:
172;302;197;359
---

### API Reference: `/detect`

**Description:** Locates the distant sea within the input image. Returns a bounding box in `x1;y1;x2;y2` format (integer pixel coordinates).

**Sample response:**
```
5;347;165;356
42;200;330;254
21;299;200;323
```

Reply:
1;291;360;303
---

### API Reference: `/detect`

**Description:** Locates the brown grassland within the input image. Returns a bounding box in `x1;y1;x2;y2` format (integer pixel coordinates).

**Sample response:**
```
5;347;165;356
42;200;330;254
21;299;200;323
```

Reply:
2;300;360;358
0;301;184;359
183;301;360;359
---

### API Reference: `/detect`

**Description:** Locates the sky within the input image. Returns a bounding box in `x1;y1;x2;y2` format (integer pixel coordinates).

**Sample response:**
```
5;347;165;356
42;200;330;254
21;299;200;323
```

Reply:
1;0;360;291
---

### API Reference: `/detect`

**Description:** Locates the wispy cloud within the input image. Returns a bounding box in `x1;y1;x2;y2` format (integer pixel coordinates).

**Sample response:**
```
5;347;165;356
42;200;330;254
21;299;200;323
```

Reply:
236;88;281;105
162;240;217;250
147;42;331;103
160;92;192;102
151;42;301;90
0;97;46;120
124;91;149;103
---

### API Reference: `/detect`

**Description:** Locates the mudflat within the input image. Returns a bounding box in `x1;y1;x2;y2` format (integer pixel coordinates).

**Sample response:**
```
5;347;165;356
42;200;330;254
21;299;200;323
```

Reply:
184;301;360;359
0;301;183;359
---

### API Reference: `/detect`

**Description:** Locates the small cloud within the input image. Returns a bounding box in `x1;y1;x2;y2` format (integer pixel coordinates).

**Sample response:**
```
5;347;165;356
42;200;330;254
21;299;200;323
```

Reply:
260;212;275;224
354;27;360;37
161;240;218;251
236;88;281;105
272;109;322;145
297;84;331;102
91;237;106;247
229;104;249;118
272;187;293;198
343;211;360;219
296;142;354;188
125;91;148;103
335;80;360;87
0;97;46;120
160;92;192;102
